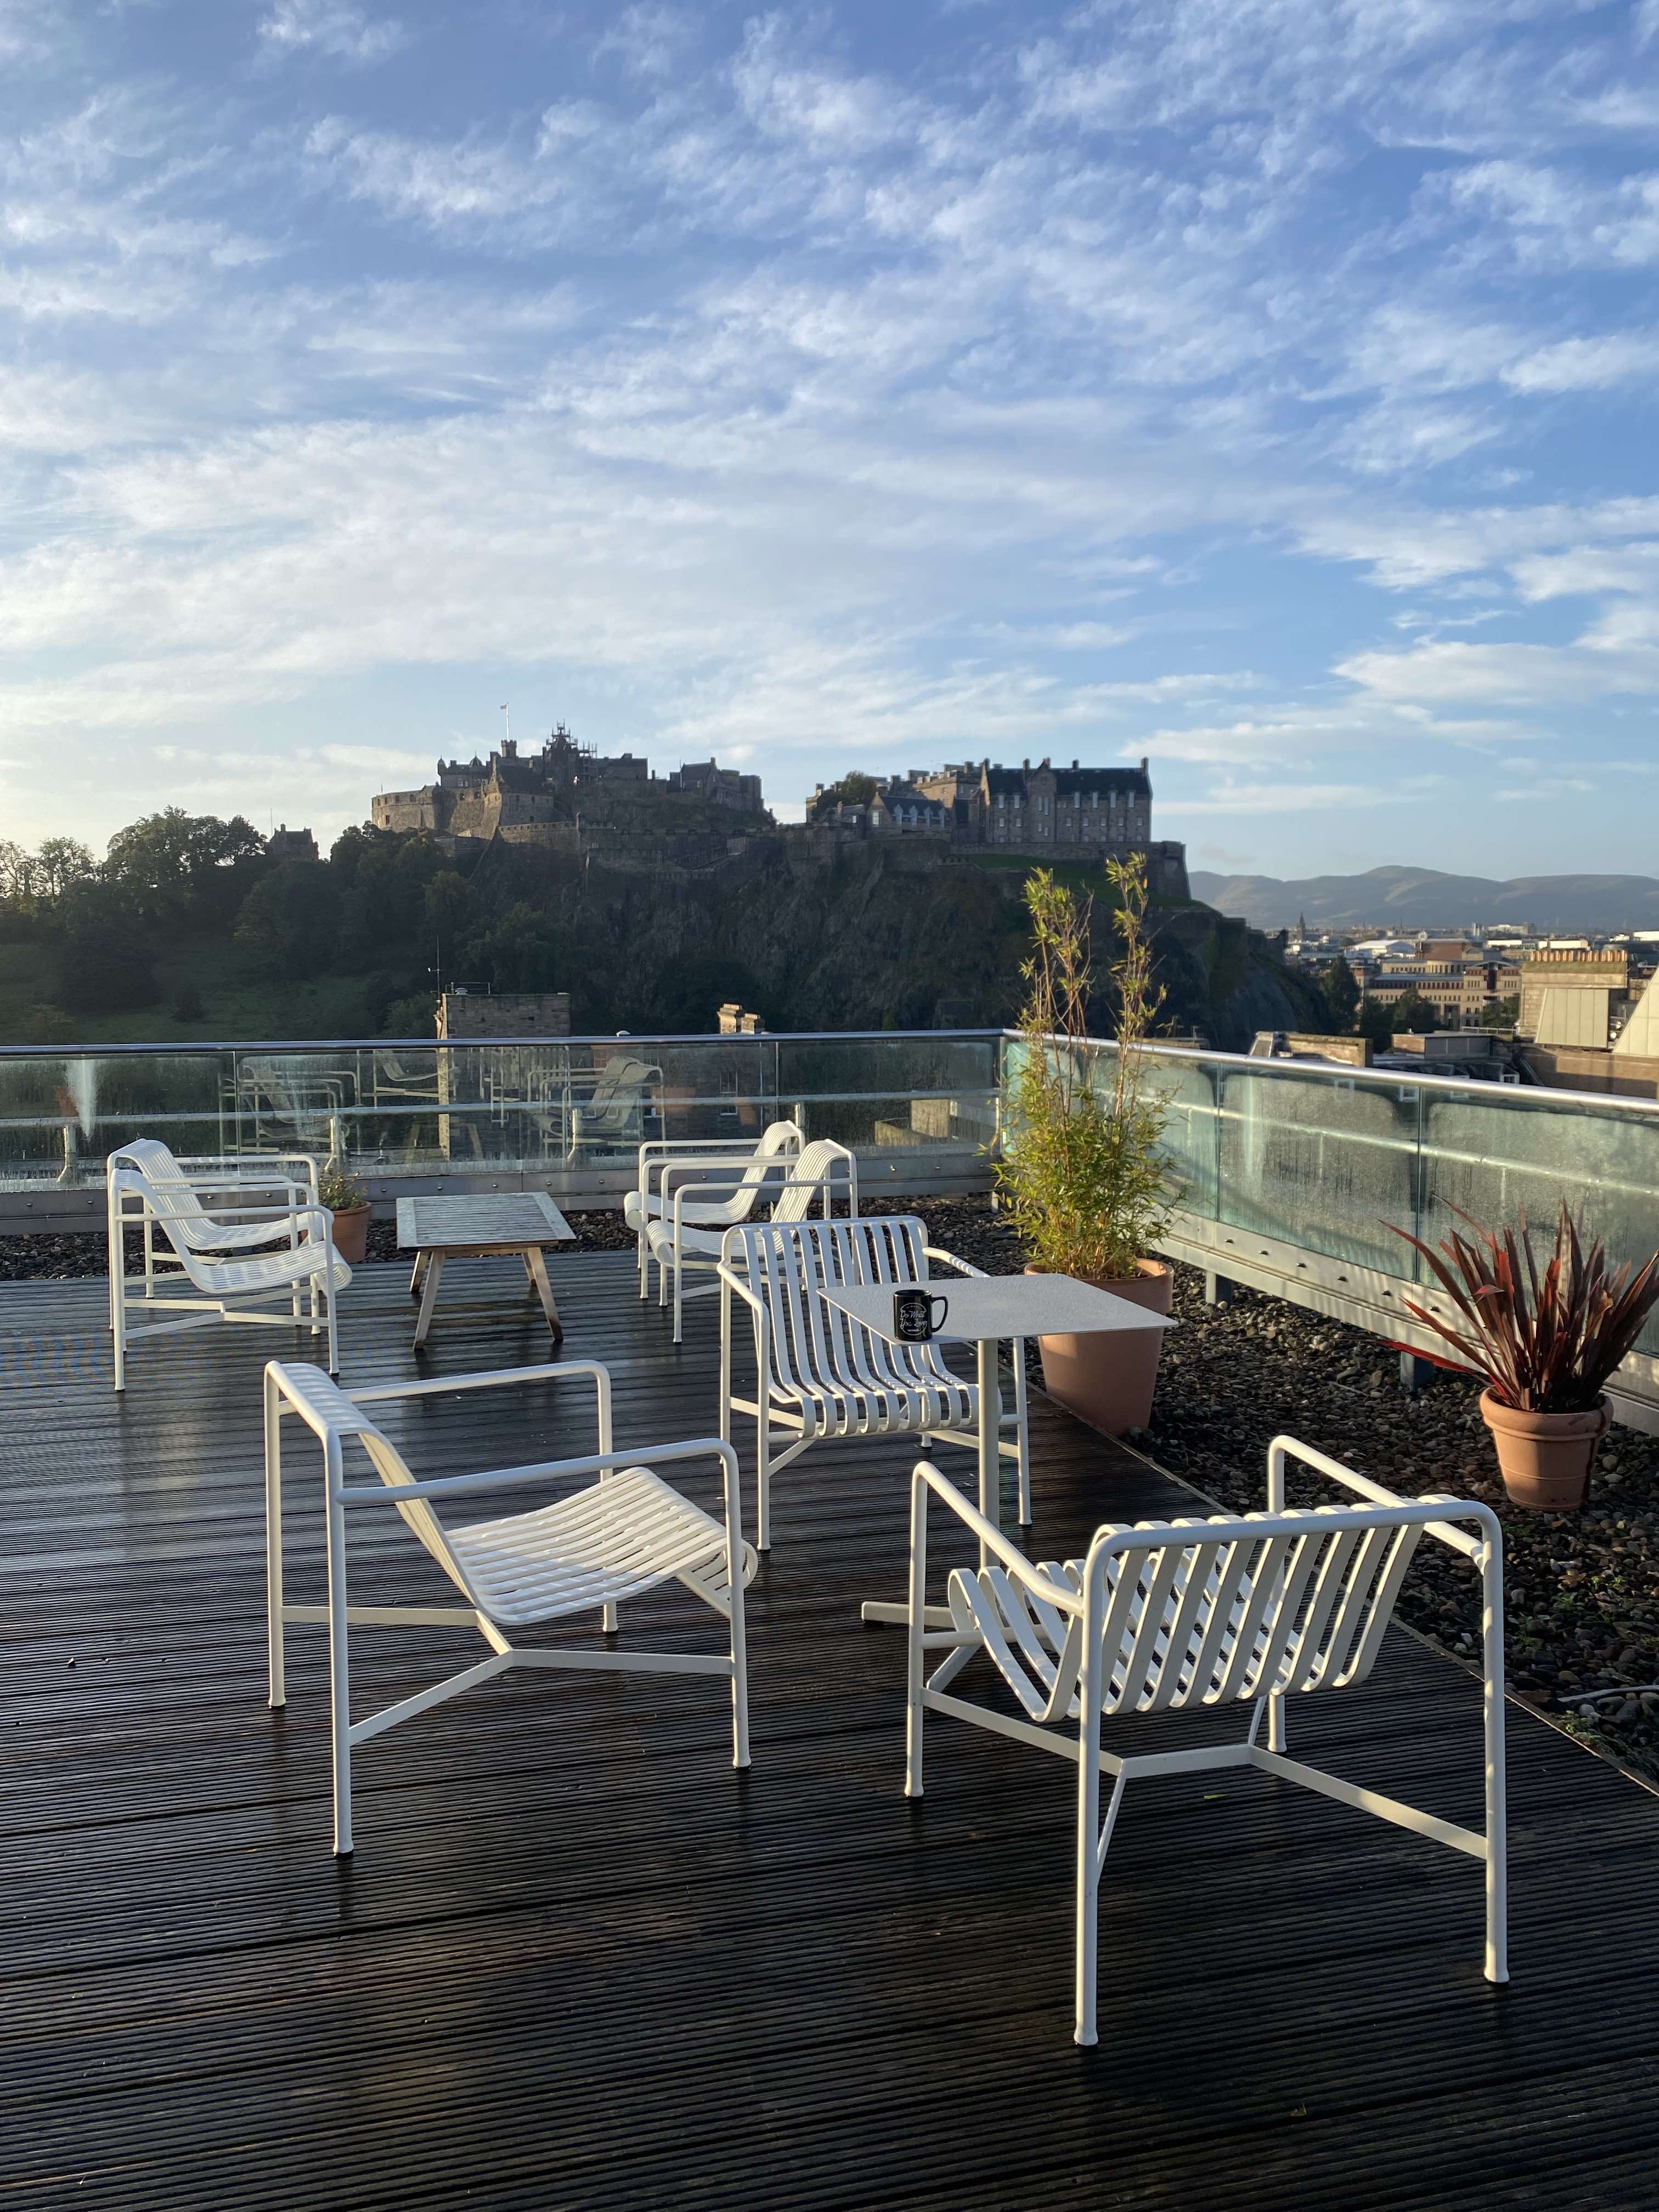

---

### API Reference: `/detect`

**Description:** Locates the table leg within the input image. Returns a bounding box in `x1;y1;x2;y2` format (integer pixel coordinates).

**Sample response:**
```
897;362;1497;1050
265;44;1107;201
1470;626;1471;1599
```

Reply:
860;1333;999;1631
411;1252;445;1348
526;1245;563;1343
977;1335;1001;1572
409;1250;428;1301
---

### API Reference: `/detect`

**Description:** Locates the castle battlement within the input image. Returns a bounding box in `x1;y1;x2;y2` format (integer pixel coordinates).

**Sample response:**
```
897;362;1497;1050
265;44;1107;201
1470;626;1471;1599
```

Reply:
371;725;765;842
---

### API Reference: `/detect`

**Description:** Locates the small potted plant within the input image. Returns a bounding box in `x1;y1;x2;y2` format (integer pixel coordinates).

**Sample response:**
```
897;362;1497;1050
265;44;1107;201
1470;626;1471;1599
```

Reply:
1393;1206;1659;1511
996;854;1176;1435
318;1163;372;1266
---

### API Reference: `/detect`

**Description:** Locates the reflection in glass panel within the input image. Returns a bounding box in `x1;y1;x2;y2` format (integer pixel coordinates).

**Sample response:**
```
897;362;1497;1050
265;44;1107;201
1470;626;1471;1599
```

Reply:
1423;1088;1659;1355
1217;1065;1420;1273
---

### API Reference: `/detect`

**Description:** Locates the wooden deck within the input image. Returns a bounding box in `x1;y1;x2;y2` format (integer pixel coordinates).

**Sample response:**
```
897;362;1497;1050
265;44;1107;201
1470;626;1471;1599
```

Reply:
3;1252;1658;2211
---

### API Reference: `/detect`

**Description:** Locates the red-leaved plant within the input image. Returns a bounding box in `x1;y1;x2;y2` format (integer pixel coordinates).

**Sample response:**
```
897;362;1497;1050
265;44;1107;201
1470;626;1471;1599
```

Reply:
1391;1205;1659;1414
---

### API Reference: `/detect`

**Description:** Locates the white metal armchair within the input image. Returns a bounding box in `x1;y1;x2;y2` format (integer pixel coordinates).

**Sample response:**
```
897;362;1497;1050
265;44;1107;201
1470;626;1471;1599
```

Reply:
904;1436;1506;2045
647;1134;857;1344
264;1357;755;1856
719;1215;1030;1550
627;1118;805;1299
107;1141;348;1390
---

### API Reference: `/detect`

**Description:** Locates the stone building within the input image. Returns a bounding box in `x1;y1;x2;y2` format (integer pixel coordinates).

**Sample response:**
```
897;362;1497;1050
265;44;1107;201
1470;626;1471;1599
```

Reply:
805;754;1188;896
373;726;764;843
266;824;319;864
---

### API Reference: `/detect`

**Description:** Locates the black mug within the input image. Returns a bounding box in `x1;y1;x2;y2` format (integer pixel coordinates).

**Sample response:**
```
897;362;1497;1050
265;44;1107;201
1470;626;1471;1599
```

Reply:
894;1288;949;1341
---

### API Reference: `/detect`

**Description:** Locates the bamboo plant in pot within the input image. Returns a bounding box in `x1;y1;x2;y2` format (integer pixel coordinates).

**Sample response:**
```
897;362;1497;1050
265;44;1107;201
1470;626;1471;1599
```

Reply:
318;1163;371;1267
1393;1206;1659;1513
996;855;1176;1436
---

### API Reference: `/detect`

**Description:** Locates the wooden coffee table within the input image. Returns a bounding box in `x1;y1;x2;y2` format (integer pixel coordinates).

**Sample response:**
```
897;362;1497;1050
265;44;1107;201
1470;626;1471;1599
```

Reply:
396;1192;576;1348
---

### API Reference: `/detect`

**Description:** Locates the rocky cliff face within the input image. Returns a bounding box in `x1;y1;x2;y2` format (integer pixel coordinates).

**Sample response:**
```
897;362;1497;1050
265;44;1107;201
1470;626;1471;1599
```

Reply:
522;841;1322;1048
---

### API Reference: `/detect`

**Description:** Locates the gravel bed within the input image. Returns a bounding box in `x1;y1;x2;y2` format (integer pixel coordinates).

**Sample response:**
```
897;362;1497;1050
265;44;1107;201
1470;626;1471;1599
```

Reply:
8;1199;1656;1786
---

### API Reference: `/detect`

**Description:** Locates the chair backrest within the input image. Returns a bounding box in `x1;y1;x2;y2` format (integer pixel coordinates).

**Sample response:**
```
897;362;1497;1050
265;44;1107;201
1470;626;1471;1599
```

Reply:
769;1137;857;1224
727;1215;938;1396
690;1119;806;1226
949;1504;1430;1726
109;1140;231;1254
274;1363;480;1605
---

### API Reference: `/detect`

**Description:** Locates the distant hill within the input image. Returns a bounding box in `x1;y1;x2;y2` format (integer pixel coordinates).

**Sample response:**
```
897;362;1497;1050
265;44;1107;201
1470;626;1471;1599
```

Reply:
1187;865;1659;935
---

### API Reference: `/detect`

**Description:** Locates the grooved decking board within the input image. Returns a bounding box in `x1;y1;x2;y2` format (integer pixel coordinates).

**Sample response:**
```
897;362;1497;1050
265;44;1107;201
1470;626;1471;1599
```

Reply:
2;1256;1656;2211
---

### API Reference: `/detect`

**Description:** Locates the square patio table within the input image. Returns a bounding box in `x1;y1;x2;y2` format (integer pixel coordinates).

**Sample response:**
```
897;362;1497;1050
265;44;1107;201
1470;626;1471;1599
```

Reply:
816;1272;1173;1626
396;1192;576;1349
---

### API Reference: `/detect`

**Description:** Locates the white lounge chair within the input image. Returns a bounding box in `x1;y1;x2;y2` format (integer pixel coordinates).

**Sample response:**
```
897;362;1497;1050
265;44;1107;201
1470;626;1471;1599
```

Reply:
718;1215;1030;1551
107;1142;348;1390
626;1118;805;1297
263;1358;754;1855
904;1436;1507;2045
648;1136;856;1344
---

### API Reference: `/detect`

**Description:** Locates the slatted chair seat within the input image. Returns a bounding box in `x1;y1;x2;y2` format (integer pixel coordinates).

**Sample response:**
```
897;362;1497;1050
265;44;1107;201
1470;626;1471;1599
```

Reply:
646;1135;857;1343
445;1465;756;1628
107;1143;347;1390
265;1358;754;1857
719;1215;1029;1551
905;1440;1507;2045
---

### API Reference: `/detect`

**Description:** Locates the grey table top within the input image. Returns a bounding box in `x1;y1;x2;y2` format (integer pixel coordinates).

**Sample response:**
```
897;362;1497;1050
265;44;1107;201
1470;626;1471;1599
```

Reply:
396;1190;575;1251
818;1273;1172;1345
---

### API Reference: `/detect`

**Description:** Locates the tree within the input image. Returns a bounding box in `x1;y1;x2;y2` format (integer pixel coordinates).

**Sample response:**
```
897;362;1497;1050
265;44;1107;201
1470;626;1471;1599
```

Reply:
233;862;341;978
1480;994;1520;1031
1321;952;1360;1031
105;809;264;921
55;887;159;1012
36;837;95;902
1357;995;1396;1047
462;901;563;992
810;772;879;818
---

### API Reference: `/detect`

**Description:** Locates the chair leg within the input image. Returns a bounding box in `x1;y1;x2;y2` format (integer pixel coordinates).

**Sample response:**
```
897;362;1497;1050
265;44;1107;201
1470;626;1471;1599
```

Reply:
729;1555;751;1772
1076;1765;1127;2047
905;1474;928;1797
326;1280;340;1378
755;1409;771;1552
1012;1345;1031;1527
264;1370;286;1709
324;1465;353;1857
673;1257;684;1344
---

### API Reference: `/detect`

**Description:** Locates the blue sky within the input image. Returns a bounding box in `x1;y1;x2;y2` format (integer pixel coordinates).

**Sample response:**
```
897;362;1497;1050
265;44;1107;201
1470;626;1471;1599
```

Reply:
2;0;1658;876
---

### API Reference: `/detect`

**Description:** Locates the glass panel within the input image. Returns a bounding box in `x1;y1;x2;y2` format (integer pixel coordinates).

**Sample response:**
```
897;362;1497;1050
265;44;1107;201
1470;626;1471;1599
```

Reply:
1422;1086;1659;1354
1216;1063;1421;1274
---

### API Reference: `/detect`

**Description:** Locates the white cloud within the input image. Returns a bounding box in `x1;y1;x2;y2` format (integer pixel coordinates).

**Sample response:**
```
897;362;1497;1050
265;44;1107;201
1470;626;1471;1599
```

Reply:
258;1;407;65
1503;332;1659;392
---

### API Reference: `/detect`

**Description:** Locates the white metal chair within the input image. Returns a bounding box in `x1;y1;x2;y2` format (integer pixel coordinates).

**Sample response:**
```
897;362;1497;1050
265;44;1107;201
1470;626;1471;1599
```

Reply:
718;1215;1030;1550
107;1142;348;1390
264;1358;755;1856
904;1436;1506;2046
627;1118;805;1297
648;1135;858;1344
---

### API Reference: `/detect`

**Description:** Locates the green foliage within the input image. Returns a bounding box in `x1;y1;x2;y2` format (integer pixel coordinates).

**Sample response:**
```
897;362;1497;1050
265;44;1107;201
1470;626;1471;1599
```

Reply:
171;985;206;1023
995;854;1176;1282
1480;994;1520;1031
1392;1205;1659;1414
233;862;341;978
810;772;879;817
318;1163;369;1211
1321;951;1361;1030
1357;995;1397;1046
57;890;160;1013
1385;985;1439;1032
462;901;563;992
105;809;264;920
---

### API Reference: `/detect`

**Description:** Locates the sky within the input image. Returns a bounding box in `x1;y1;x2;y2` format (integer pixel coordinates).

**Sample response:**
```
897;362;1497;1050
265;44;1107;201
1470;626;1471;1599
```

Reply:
2;1;1658;878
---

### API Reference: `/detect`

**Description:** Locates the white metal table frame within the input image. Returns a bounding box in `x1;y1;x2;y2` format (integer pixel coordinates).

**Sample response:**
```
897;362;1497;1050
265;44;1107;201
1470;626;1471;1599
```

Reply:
397;1190;575;1348
815;1272;1173;1630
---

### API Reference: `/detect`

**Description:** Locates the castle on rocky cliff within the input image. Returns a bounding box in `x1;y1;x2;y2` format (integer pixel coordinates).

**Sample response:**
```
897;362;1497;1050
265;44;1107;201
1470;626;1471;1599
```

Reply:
371;726;765;844
806;754;1189;898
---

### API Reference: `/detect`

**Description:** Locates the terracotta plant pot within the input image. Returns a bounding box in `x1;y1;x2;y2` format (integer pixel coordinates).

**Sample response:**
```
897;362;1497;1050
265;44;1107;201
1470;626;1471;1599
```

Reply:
1479;1389;1609;1513
1029;1258;1172;1436
329;1204;371;1266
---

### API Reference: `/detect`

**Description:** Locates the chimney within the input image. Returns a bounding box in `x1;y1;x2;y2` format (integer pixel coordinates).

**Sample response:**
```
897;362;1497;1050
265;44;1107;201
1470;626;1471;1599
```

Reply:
1139;755;1148;774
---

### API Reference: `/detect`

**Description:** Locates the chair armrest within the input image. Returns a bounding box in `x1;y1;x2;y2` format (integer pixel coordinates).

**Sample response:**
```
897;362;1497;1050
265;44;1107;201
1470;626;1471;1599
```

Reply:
272;1358;614;1464
922;1244;986;1279
911;1463;1079;1614
336;1434;736;1508
716;1259;765;1311
1266;1435;1494;1562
